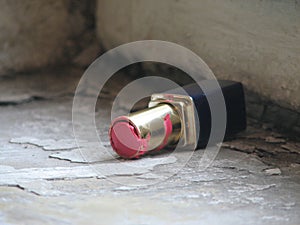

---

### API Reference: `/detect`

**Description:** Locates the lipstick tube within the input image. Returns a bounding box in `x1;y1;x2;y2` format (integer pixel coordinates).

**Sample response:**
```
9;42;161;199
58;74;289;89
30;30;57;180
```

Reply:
109;80;246;159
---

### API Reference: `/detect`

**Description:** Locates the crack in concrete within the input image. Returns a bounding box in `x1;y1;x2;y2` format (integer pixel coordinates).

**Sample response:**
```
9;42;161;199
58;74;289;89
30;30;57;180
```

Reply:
10;137;79;151
0;157;177;195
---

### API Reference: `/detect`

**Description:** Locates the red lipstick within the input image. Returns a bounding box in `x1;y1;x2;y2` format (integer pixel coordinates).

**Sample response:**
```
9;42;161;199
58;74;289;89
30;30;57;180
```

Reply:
109;80;246;159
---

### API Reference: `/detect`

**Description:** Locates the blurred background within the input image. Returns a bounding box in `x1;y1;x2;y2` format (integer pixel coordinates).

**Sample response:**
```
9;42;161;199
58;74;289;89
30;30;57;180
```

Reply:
0;0;299;137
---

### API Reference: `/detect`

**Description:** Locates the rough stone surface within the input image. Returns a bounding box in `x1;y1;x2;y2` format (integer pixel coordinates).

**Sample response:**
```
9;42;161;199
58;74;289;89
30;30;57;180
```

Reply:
0;68;299;224
0;0;95;76
262;103;300;132
96;0;300;112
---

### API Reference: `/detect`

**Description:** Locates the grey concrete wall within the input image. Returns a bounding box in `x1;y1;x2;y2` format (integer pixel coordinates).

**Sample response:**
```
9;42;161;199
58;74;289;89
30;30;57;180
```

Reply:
0;0;94;76
96;0;300;112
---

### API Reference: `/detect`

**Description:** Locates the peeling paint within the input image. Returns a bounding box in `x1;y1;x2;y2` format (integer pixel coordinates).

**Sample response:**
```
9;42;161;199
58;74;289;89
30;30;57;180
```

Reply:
281;143;300;154
263;168;282;176
265;137;286;144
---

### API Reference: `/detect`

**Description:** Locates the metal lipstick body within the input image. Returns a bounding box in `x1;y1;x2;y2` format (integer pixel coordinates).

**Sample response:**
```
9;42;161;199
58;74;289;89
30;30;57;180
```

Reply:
109;80;246;159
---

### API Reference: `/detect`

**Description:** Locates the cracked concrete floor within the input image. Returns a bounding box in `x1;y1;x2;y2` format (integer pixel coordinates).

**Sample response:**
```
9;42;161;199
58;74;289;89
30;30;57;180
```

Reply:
0;68;299;225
